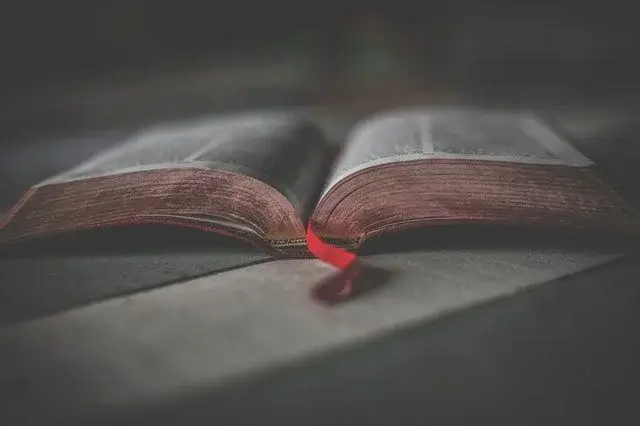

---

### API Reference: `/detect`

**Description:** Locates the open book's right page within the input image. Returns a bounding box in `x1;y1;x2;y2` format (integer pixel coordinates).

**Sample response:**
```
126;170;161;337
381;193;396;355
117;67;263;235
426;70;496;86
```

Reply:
313;108;638;245
322;108;593;197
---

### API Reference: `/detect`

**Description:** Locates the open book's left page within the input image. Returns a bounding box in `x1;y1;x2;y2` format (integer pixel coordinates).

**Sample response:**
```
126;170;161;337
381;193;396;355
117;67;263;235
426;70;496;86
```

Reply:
0;112;330;251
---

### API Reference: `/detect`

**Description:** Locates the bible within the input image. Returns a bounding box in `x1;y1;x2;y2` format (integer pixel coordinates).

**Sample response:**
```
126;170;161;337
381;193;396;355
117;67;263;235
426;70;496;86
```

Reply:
1;108;638;256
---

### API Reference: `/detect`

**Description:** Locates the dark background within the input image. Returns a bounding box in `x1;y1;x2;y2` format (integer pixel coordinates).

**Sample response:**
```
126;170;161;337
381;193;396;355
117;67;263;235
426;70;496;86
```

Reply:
2;1;640;94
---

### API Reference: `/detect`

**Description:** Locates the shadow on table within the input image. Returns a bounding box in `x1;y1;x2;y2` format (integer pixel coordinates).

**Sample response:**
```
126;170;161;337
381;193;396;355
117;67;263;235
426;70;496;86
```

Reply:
0;226;271;327
359;225;640;256
63;254;640;426
0;224;265;258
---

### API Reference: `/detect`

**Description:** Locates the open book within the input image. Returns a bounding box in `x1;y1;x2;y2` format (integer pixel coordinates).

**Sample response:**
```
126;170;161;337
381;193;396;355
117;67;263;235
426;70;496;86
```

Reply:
1;108;638;255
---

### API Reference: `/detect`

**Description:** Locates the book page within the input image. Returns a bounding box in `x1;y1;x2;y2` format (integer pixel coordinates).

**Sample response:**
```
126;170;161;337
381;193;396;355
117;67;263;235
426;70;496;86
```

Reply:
42;112;330;215
321;108;593;197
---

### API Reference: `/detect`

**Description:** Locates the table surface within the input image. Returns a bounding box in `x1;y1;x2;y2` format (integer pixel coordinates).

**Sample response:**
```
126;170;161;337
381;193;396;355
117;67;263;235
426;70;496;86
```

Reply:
2;65;640;424
3;250;640;425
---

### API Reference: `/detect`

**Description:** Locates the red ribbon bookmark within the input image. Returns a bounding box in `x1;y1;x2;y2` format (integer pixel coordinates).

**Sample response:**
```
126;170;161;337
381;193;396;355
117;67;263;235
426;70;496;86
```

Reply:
306;223;358;304
306;223;356;270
